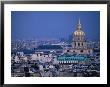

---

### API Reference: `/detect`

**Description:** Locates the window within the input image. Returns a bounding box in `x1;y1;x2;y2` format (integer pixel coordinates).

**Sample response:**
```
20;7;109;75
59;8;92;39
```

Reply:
78;43;80;46
78;37;80;40
37;54;38;56
67;50;69;52
82;43;83;46
74;43;76;46
80;50;83;52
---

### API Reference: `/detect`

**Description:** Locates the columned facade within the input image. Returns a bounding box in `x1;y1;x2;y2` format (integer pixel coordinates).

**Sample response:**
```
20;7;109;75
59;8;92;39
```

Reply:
65;19;92;54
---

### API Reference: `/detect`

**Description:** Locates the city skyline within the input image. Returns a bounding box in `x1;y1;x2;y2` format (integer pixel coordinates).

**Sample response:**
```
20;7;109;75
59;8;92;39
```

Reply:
11;11;100;41
11;11;100;77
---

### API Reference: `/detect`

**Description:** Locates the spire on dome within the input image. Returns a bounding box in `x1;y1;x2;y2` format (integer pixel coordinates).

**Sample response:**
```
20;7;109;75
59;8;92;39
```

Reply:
78;18;81;25
77;18;81;30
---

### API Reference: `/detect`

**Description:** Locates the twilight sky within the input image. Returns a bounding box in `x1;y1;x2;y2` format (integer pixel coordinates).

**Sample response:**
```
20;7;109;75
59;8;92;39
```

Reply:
11;11;100;41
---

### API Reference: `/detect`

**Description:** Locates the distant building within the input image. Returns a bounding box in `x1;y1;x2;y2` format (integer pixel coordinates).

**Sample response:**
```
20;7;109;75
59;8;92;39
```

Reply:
57;54;88;64
31;51;52;63
64;19;93;54
36;45;63;55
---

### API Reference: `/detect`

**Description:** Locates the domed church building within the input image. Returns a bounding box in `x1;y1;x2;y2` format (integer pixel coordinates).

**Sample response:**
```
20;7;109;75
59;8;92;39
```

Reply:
64;19;93;54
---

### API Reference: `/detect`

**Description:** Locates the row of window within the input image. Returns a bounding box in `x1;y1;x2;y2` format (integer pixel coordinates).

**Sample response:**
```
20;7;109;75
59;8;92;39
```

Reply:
67;50;83;53
74;42;84;47
67;50;91;53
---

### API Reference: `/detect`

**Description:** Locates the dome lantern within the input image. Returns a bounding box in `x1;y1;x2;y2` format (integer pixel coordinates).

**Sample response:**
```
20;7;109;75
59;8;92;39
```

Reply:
77;18;81;30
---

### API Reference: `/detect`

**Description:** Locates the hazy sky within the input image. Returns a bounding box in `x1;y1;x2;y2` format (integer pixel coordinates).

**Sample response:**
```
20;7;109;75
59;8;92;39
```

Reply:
11;11;100;41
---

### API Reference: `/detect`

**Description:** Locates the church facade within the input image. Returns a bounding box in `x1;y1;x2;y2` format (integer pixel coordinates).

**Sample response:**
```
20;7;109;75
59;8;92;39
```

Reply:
64;19;93;54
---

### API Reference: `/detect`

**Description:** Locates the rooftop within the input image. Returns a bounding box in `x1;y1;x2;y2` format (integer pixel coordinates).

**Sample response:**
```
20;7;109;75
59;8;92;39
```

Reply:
57;54;88;61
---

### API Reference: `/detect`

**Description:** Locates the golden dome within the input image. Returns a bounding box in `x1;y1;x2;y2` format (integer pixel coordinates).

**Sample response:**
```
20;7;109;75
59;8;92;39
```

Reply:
73;18;85;36
74;30;85;36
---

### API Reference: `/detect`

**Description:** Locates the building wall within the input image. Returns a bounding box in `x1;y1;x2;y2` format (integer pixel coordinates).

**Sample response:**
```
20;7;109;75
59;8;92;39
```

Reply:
63;48;93;55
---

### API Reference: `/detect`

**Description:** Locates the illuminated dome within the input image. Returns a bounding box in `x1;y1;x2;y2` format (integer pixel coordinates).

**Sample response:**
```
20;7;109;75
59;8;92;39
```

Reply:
74;30;85;36
73;19;85;36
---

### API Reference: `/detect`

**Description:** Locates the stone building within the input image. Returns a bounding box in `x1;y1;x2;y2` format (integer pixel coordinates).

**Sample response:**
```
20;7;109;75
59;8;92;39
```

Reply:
64;19;92;54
